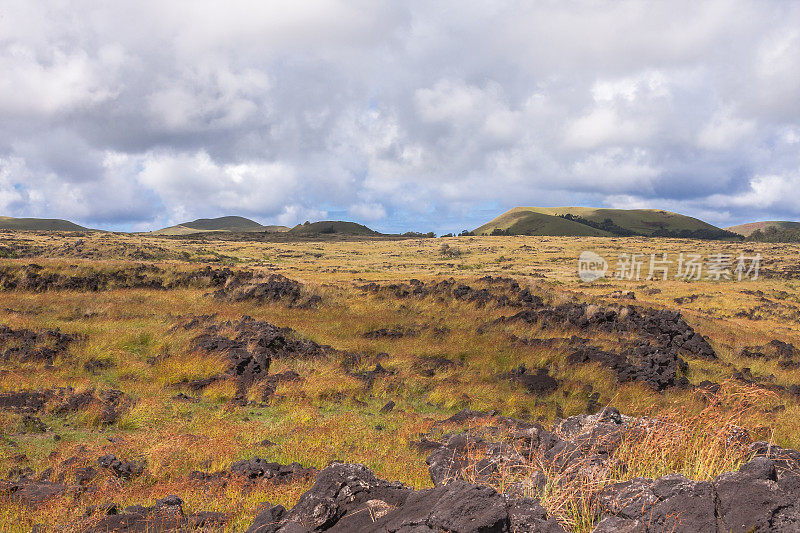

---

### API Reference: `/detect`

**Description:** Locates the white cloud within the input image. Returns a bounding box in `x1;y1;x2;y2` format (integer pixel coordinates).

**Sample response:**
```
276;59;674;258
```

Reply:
135;151;299;220
348;202;387;221
0;1;799;231
0;45;123;116
563;108;655;149
697;108;756;150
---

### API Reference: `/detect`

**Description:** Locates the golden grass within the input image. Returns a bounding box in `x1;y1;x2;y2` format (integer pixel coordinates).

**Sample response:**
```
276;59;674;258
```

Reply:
1;233;800;530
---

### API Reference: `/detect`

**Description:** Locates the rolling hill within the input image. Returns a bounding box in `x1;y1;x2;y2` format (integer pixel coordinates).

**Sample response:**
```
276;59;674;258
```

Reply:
474;209;611;236
725;221;800;237
152;216;289;235
288;221;380;236
475;207;738;238
0;216;88;231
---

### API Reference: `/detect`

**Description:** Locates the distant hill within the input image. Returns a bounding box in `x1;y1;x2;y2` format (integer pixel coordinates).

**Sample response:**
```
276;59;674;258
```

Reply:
152;216;289;235
475;207;739;239
474;209;611;236
288;221;380;236
725;221;800;237
0;216;88;231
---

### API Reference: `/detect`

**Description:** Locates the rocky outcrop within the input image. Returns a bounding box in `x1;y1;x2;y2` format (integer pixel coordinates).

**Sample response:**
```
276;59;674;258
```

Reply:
229;457;315;482
0;477;70;507
500;365;559;396
188;316;345;402
97;454;145;480
212;273;320;308
81;495;226;532
595;456;800;532
188;458;316;487
0;386;130;424
426;408;626;492
419;407;800;533
361;276;715;391
0;323;78;364
245;462;565;532
0;264;242;292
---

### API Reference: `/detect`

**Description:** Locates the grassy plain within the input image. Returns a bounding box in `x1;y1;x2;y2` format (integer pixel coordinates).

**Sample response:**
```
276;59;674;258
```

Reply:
0;230;798;531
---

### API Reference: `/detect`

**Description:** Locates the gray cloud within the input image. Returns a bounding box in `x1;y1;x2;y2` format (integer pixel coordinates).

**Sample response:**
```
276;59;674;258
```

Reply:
1;0;799;232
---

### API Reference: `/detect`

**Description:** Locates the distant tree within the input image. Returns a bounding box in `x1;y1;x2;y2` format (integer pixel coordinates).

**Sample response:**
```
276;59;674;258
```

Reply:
440;233;454;238
459;230;473;236
746;226;800;242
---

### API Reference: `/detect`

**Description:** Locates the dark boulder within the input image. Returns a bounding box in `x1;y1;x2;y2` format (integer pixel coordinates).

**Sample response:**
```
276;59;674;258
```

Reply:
0;477;68;507
427;433;527;487
97;454;145;480
229;457;315;483
594;457;800;532
245;462;564;533
500;365;559;396
83;495;227;532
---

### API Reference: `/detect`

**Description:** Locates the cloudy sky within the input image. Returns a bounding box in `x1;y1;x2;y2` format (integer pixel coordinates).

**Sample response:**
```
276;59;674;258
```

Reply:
1;1;799;232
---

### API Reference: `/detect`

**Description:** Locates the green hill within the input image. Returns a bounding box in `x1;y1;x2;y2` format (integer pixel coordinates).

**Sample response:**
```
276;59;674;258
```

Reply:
0;216;88;231
474;210;611;236
152;216;289;235
725;221;800;237
475;207;738;239
288;221;380;236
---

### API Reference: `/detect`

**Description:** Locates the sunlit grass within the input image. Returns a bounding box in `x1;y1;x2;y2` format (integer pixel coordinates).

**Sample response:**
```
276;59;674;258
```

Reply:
1;234;800;530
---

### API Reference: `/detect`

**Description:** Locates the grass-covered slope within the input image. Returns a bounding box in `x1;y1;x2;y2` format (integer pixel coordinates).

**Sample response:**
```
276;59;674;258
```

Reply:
152;216;289;235
476;207;735;238
474;209;611;236
530;207;725;235
288;221;380;236
726;221;800;237
0;216;88;231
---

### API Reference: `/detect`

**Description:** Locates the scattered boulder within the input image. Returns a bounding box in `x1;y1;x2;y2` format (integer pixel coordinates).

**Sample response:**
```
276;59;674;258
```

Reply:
0;390;50;412
0;477;68;507
696;380;722;395
189;316;345;401
82;495;227;532
0;264;246;293
261;370;303;402
0;387;130;424
363;326;417;339
350;362;395;389
19;415;47;433
84;358;114;374
245;462;565;532
97;455;145;480
363;277;715;392
567;344;689;391
189;458;316;487
229;457;315;483
412;356;458;377
595;456;800;532
74;466;97;485
0;323;78;364
426;433;527;486
213;273;319;308
500;365;559;396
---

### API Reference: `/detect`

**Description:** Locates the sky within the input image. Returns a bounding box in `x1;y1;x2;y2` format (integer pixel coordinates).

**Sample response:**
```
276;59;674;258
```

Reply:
1;1;799;233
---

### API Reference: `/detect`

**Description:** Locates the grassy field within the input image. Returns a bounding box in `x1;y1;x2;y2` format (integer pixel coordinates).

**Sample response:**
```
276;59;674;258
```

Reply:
1;230;799;531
